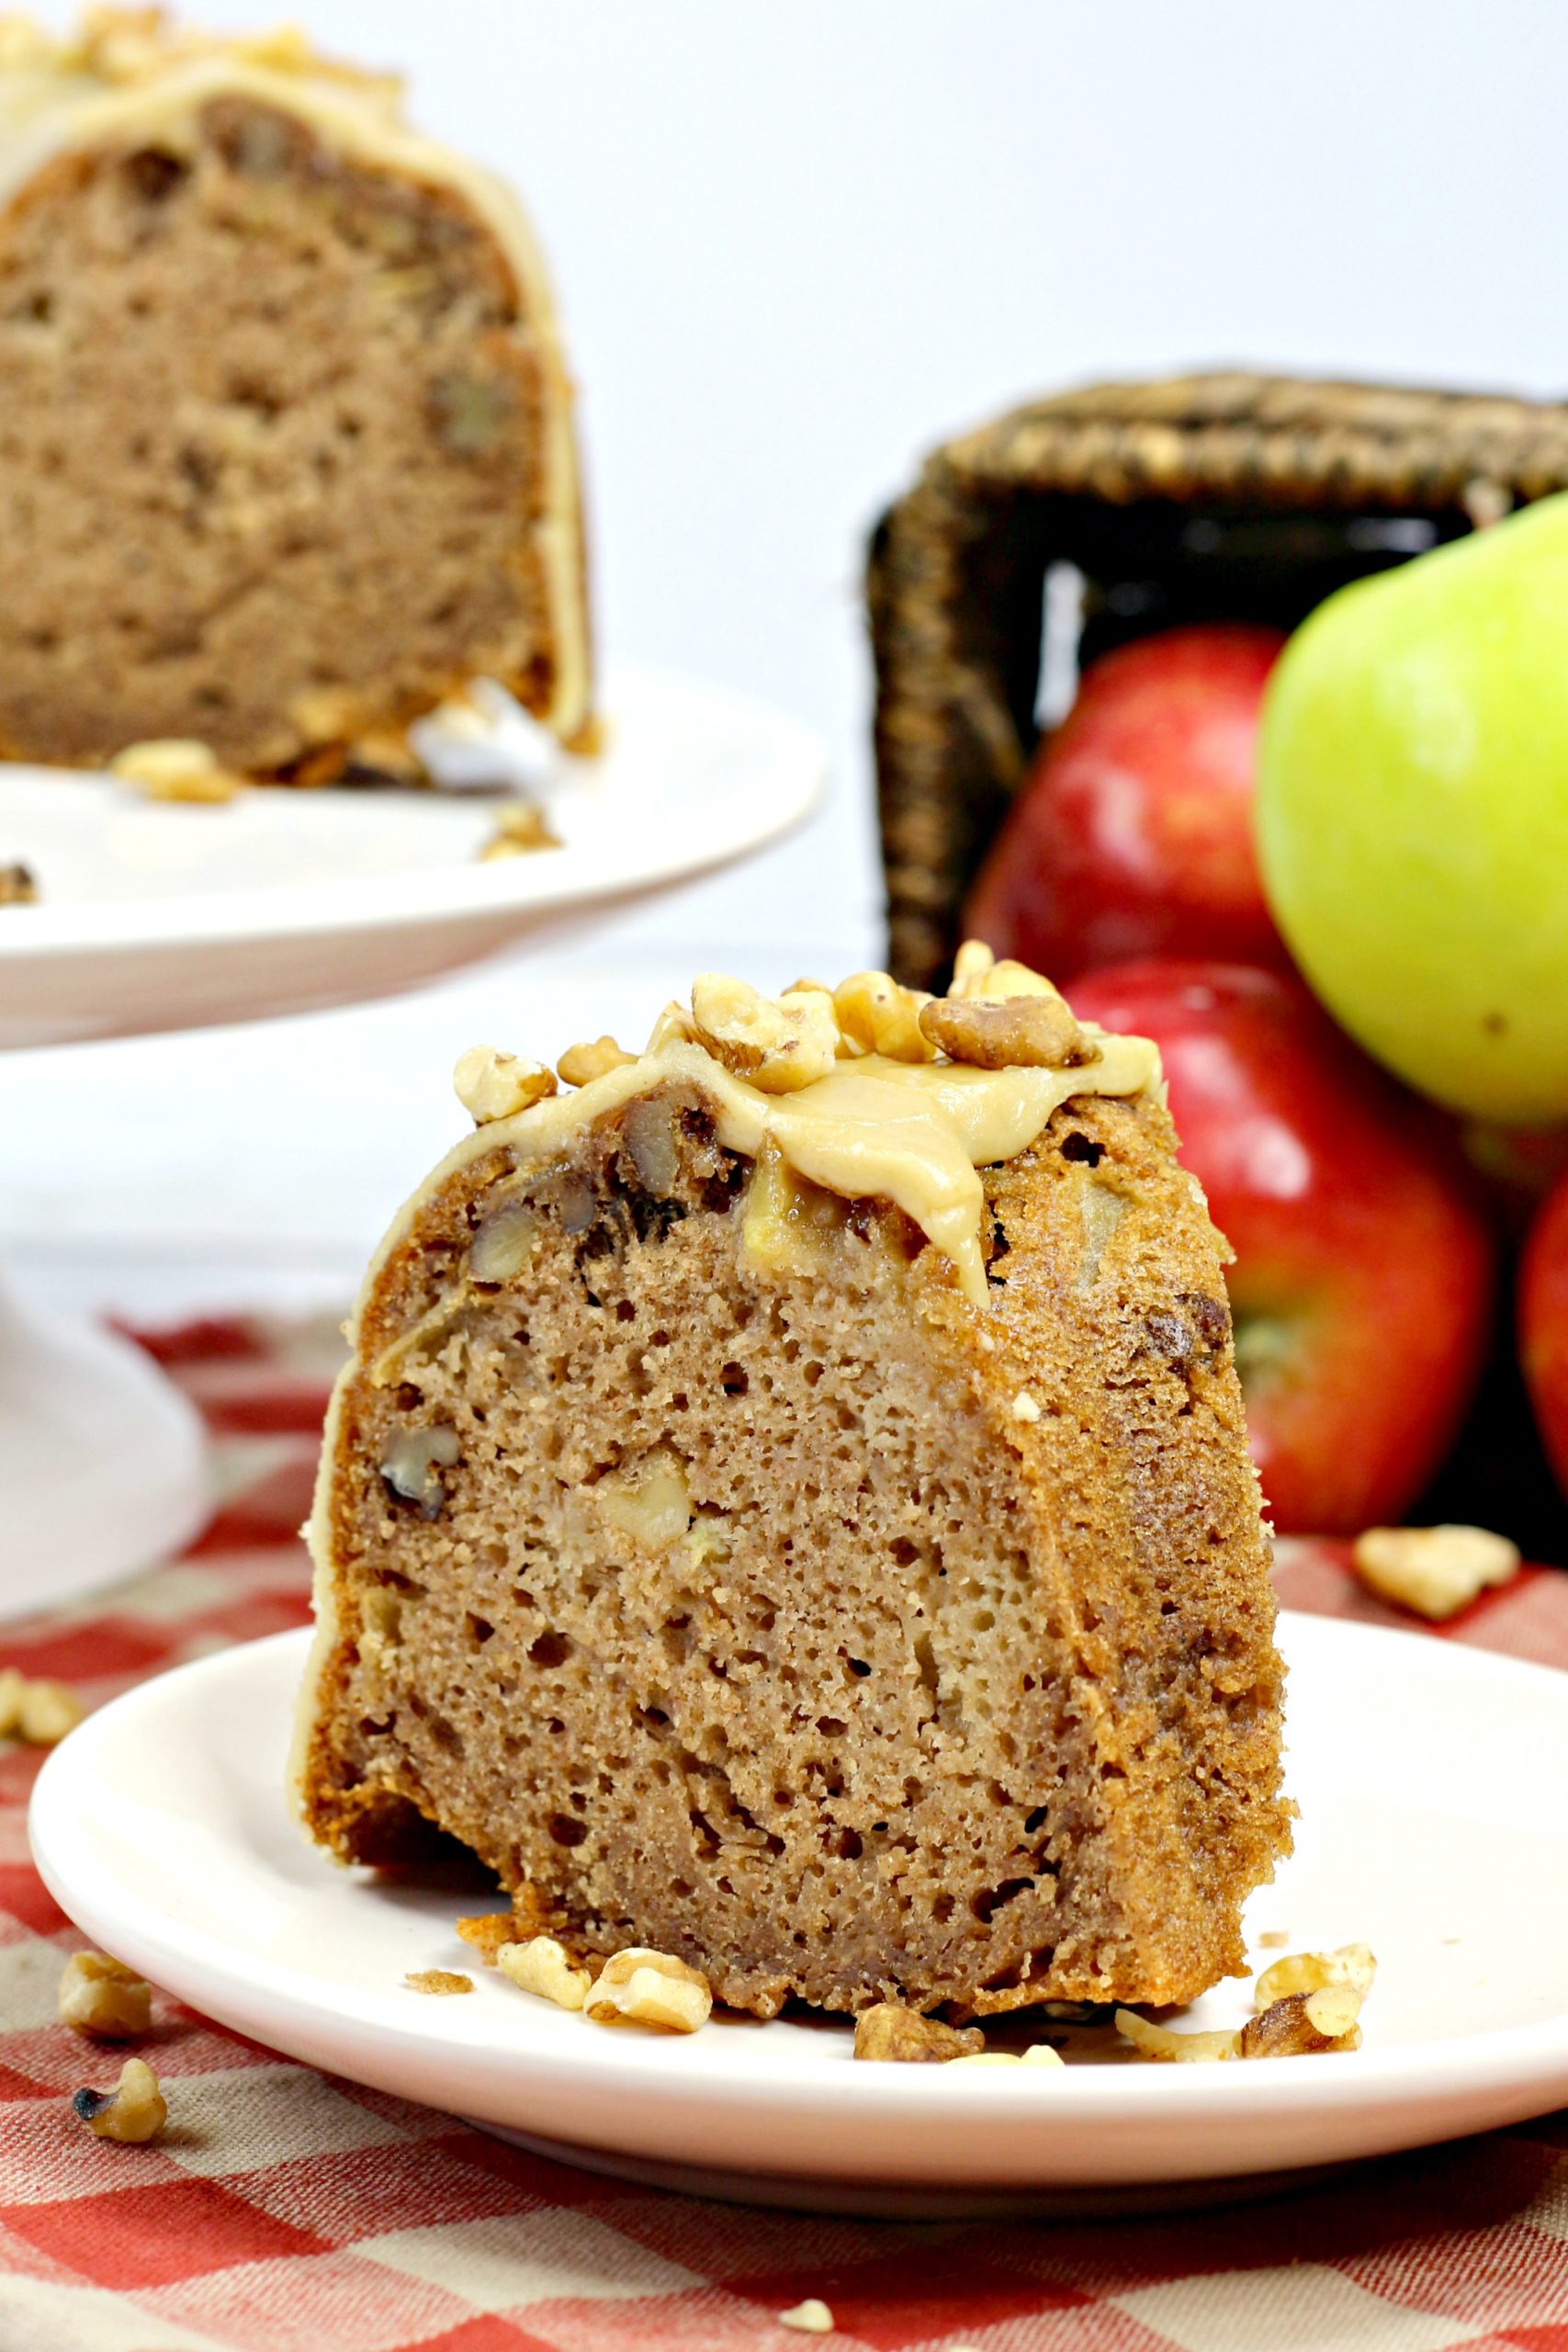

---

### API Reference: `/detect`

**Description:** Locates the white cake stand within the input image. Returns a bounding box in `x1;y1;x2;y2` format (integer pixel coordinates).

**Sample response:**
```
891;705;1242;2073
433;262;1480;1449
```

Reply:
0;666;826;1618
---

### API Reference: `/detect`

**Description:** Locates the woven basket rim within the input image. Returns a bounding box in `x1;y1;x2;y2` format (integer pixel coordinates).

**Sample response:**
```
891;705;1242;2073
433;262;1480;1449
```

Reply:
925;368;1568;507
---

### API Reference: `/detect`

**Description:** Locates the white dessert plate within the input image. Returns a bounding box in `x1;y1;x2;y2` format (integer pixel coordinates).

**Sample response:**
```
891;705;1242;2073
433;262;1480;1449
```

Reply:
0;665;826;1048
28;1611;1568;2217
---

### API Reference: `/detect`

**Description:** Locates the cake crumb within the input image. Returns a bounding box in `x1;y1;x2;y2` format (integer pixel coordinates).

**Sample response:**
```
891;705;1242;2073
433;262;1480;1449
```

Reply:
406;1969;473;1996
779;2301;834;2335
1258;1929;1290;1949
456;1913;523;1966
0;862;37;904
1011;1391;1042;1423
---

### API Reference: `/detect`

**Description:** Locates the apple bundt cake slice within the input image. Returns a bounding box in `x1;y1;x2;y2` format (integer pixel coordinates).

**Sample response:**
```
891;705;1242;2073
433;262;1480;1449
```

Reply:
294;953;1290;2018
0;14;589;777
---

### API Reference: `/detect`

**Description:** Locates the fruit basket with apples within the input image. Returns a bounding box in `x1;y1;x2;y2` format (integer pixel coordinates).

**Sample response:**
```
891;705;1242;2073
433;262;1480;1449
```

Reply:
869;370;1568;1558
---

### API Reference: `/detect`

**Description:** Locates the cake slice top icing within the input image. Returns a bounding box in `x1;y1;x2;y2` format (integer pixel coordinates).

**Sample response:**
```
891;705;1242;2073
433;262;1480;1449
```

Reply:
431;948;1162;1309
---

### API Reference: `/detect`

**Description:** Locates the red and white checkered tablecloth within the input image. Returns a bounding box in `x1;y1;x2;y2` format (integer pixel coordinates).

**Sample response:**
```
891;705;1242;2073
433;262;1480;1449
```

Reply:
4;1316;1567;2352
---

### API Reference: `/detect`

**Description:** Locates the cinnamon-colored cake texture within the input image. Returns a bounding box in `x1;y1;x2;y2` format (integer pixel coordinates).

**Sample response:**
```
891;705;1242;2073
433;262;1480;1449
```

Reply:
294;955;1291;2018
0;14;590;778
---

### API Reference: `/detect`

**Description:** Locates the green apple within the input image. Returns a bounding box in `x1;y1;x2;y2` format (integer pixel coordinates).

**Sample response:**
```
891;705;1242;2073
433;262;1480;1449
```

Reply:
1256;492;1568;1124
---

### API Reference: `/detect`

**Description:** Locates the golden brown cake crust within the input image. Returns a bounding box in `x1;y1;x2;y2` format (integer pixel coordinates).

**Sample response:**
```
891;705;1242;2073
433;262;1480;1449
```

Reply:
296;1030;1290;2019
0;35;590;773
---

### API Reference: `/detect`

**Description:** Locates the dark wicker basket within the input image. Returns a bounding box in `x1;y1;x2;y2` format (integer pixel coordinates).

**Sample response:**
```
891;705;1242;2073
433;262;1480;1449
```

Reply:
869;370;1568;988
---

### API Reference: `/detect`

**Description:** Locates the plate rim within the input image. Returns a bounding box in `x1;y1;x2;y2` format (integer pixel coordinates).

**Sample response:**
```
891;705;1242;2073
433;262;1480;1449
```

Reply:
28;1611;1568;2167
0;664;827;959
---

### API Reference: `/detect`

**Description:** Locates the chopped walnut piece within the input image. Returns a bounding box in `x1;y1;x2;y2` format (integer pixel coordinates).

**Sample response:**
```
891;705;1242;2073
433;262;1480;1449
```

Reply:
690;974;840;1093
73;2057;167;2143
477;799;560;859
497;1935;593;2011
920;991;1099;1071
109;738;244;802
1351;1523;1520;1621
558;1035;636;1088
20;1679;85;1744
646;1000;699;1051
1114;2009;1239;2063
949;938;1000;996
0;862;37;905
623;1094;680;1193
779;2302;835;2336
378;1422;461;1519
584;1947;712;2033
832;971;938;1063
453;1046;558;1125
406;1970;473;1996
1238;1984;1364;2057
468;1199;541;1284
852;2003;984;2063
949;943;1060;1004
594;1449;694;1550
0;1672;85;1746
1254;1943;1376;2012
59;1952;152;2040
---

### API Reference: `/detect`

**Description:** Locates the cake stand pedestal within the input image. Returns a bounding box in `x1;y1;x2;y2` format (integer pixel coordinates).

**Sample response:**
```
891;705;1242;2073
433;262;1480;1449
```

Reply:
0;664;825;1619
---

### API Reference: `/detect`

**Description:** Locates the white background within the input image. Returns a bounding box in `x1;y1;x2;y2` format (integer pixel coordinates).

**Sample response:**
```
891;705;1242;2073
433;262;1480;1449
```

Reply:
9;0;1568;1315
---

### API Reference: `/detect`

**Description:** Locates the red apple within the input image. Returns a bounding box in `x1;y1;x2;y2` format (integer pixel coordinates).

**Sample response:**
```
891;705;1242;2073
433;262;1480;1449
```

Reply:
1066;960;1495;1534
965;624;1291;981
1520;1172;1568;1499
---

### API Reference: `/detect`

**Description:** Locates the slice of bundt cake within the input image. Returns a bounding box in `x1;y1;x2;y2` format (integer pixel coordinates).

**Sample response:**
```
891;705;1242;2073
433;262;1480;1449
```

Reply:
0;13;590;778
294;950;1290;2018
